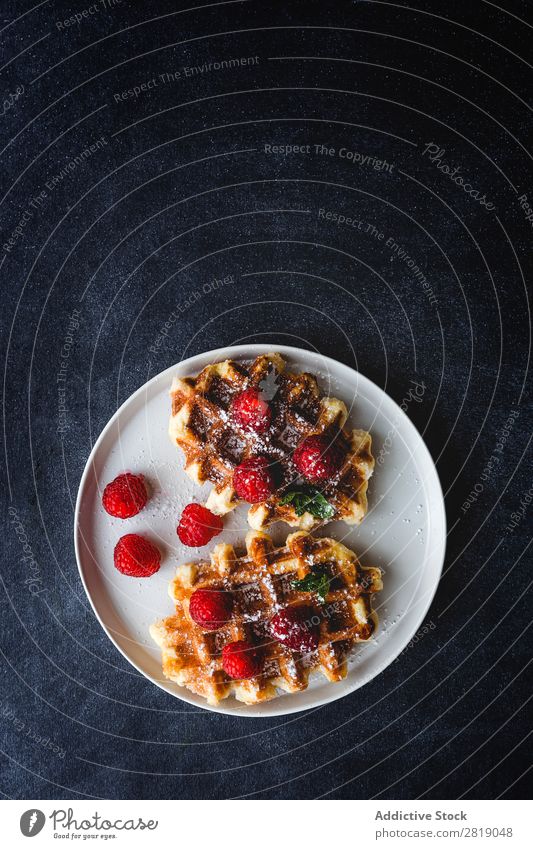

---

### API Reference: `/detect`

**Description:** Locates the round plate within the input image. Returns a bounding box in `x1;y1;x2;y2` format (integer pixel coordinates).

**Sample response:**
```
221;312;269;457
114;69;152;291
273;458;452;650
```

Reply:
74;344;446;716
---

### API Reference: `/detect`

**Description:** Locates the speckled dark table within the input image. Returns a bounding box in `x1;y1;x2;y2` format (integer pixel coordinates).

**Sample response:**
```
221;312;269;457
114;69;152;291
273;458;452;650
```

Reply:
1;0;531;800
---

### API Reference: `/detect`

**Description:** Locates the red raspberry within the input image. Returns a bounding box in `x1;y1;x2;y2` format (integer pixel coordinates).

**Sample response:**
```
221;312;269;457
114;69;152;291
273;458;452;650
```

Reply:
177;503;223;547
231;388;272;432
233;457;275;503
113;534;161;577
270;606;320;653
189;587;233;630
102;473;148;519
222;640;262;679
293;435;344;482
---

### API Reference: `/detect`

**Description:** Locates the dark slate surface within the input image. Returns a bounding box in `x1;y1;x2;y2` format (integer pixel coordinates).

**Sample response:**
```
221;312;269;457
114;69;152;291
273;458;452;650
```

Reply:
1;0;531;800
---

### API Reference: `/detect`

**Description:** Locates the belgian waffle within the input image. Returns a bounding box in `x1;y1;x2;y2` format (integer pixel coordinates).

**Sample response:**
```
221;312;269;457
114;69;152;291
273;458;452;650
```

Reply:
150;530;382;706
168;353;374;529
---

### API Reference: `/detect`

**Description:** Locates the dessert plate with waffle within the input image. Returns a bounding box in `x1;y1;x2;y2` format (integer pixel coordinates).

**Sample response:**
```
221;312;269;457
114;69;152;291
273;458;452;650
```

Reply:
75;344;446;716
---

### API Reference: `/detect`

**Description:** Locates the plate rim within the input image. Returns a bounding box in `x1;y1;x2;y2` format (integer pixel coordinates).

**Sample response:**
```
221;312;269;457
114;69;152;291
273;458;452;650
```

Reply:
74;343;447;717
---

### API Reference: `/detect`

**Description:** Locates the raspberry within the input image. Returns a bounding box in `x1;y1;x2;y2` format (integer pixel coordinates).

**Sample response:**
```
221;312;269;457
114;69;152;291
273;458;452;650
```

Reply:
269;606;320;653
233;457;275;503
177;503;223;547
222;640;262;679
293;435;344;482
231;388;272;432
102;473;148;519
113;534;161;577
189;587;233;630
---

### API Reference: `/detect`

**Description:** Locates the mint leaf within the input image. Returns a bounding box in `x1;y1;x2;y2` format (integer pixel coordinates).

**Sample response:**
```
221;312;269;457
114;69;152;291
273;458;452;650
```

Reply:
306;491;335;520
292;568;331;603
279;487;335;520
278;490;310;516
315;573;331;603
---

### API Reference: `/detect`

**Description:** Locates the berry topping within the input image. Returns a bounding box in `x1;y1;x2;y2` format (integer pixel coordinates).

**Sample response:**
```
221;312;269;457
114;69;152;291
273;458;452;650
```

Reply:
233;457;275;503
177;503;223;547
222;640;262;679
293;435;344;482
189;587;233;630
113;534;161;578
102;473;148;519
269;606;320;653
231;388;272;432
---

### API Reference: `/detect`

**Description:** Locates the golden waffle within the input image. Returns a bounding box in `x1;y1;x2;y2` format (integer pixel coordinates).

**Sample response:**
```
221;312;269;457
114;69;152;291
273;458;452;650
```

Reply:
169;353;374;529
150;530;382;706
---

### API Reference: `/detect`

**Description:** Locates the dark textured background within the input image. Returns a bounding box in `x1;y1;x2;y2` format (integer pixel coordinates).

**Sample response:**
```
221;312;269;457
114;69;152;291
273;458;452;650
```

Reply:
1;0;532;800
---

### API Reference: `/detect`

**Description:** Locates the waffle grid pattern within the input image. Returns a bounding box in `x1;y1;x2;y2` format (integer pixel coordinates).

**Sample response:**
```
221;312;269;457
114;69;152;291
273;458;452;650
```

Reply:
168;353;374;529
150;530;382;705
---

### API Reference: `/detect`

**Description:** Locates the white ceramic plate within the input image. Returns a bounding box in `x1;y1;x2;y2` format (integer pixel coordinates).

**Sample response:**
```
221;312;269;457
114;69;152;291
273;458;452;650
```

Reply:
75;344;446;716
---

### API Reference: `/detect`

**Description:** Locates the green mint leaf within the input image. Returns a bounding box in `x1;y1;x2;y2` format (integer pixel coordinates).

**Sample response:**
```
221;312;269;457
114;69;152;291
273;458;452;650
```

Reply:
292;573;318;592
306;491;335;520
293;495;312;517
292;568;331;603
316;573;330;603
279;490;296;505
279;487;335;520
